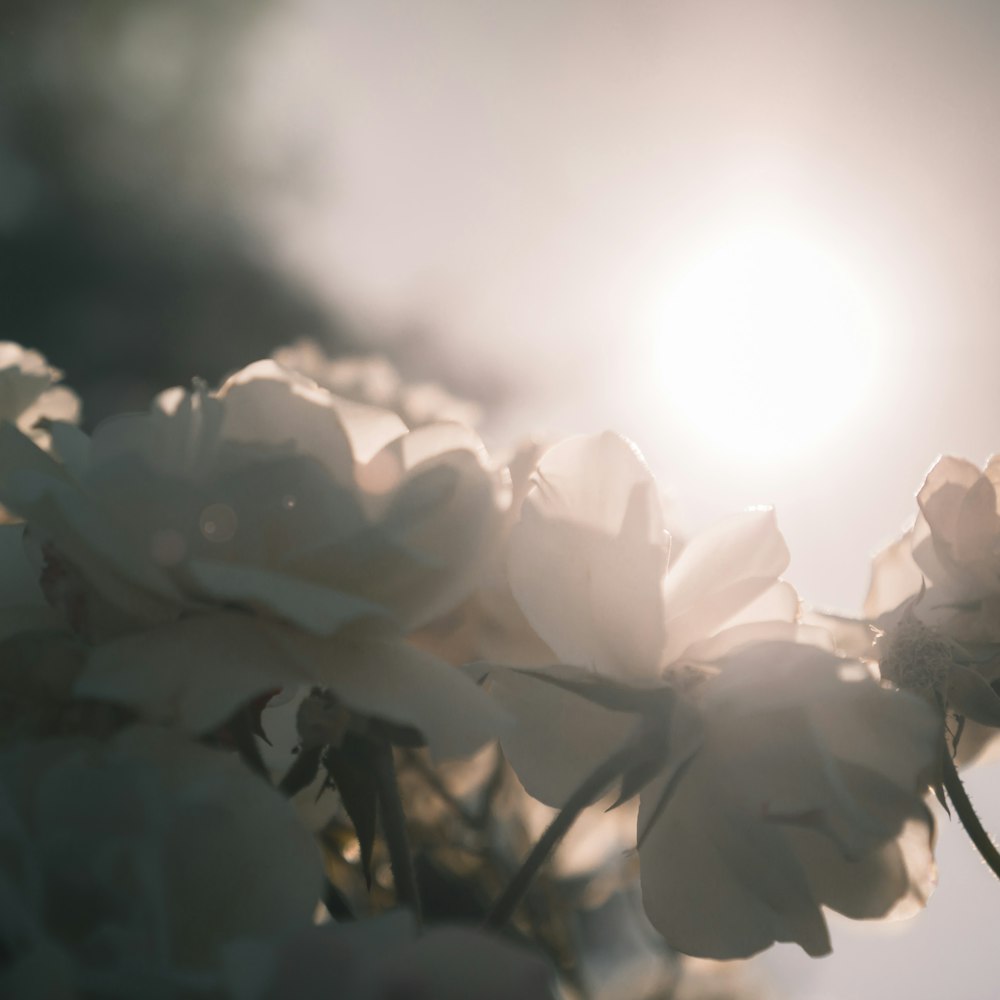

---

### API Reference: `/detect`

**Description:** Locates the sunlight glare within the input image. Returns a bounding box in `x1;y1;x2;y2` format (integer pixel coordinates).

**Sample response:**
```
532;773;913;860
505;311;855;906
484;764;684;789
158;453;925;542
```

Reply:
652;224;879;462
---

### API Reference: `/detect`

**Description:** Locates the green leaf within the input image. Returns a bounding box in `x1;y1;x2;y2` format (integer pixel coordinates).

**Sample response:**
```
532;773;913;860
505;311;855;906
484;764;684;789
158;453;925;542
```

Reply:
323;736;379;888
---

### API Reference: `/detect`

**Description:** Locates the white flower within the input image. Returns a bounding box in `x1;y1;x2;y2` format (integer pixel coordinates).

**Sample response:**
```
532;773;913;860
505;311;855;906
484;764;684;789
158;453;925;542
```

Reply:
0;343;80;524
867;455;1000;642
857;456;1000;760
0;726;323;997
636;641;937;959
0;342;80;447
226;912;558;1000
0;361;508;757
478;432;939;958
273;339;483;429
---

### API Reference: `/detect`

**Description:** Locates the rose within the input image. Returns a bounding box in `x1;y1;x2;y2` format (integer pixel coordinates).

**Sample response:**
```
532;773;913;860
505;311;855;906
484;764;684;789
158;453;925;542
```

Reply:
478;432;939;958
226;912;558;1000
844;455;1000;763
0;342;80;523
272;340;483;429
0;727;323;997
0;361;508;757
0;342;80;448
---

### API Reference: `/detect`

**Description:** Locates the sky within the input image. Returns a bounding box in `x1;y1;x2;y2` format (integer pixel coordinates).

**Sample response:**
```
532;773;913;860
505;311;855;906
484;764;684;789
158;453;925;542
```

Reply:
228;2;1000;995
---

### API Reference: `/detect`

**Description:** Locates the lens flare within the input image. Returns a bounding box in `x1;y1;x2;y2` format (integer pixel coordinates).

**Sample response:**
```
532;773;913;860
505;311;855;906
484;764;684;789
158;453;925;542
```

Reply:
651;224;879;462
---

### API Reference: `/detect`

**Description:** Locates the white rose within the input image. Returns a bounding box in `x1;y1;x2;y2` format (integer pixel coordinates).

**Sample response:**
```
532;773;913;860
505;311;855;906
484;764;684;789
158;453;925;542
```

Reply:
0;361;508;757
478;432;939;958
272;339;483;429
0;726;323;997
226;912;558;1000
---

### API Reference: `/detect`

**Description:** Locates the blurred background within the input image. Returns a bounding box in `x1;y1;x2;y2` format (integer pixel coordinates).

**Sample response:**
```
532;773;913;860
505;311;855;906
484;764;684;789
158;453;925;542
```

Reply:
3;1;999;996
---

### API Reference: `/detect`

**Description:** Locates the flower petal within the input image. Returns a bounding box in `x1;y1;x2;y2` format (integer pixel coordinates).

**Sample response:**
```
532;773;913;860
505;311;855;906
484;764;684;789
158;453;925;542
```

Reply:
78;613;310;733
507;433;668;680
476;665;637;807
277;631;511;760
638;762;831;959
660;508;789;665
185;560;390;636
787;812;935;921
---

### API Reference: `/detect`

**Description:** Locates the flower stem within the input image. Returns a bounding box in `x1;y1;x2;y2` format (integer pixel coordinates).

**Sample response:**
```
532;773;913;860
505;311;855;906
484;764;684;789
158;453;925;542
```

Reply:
484;740;639;931
942;749;1000;881
373;741;423;924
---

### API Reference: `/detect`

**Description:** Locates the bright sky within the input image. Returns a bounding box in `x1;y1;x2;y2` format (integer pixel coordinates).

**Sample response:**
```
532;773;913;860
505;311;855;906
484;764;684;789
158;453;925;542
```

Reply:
232;3;1000;996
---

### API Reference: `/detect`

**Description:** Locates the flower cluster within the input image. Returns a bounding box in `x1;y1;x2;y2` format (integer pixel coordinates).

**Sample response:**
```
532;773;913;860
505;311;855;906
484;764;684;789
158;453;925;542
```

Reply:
0;342;991;998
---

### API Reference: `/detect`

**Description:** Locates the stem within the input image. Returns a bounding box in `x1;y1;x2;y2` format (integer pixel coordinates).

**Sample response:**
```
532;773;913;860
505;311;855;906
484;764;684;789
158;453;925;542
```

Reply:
942;749;1000;881
485;739;639;931
373;741;423;924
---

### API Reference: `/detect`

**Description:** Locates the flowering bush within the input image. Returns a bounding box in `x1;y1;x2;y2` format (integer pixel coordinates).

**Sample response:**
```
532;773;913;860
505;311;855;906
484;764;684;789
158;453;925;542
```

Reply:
0;340;996;998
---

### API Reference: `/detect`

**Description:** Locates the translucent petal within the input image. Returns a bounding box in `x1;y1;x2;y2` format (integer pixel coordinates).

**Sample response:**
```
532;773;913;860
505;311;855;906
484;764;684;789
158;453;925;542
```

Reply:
638;763;831;959
660;508;789;664
478;666;636;807
507;433;668;680
184;560;390;636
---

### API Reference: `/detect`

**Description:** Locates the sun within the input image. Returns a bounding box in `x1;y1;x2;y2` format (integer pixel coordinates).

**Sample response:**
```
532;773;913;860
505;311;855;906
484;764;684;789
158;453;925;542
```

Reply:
650;223;879;462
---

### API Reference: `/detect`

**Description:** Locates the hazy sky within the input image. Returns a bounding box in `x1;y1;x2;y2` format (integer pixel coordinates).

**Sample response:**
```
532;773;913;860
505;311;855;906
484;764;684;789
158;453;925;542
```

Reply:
232;4;1000;995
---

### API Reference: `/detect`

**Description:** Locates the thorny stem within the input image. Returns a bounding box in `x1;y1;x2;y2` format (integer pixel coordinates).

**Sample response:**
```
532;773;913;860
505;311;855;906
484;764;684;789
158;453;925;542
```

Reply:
942;748;1000;881
373;741;423;925
484;738;641;931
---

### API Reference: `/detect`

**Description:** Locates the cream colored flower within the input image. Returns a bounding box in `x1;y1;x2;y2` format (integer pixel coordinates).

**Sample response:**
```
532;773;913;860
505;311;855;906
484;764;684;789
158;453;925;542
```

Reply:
0;726;323;997
859;456;1000;760
227;912;558;1000
0;362;508;757
636;641;937;959
867;455;1000;641
0;343;80;524
273;339;483;429
0;342;80;447
478;432;939;958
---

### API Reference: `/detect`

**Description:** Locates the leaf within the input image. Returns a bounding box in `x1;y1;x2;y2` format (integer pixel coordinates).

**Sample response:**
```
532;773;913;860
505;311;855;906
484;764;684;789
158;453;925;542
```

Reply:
323;736;379;888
